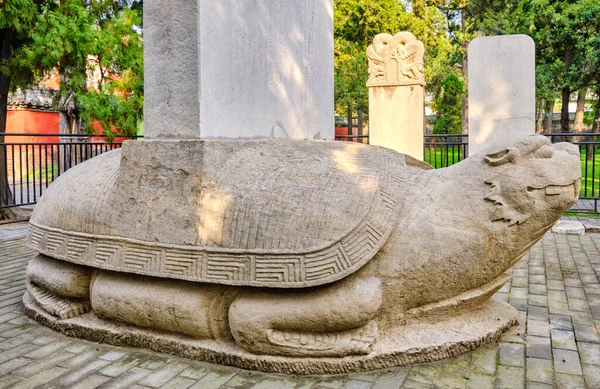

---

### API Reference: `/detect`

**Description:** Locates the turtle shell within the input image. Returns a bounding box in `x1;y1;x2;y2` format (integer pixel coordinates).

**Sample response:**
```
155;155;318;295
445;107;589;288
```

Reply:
28;140;419;288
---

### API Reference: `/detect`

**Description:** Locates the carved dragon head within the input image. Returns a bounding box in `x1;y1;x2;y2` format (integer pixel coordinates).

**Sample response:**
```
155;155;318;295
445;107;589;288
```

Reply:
483;136;581;226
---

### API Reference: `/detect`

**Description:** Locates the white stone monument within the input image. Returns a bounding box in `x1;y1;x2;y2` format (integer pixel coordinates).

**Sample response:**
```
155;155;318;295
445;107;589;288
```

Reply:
468;35;535;154
367;32;425;161
145;0;334;140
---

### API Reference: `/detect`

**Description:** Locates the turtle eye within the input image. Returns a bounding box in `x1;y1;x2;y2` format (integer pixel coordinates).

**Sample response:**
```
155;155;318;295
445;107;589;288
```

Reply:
533;145;553;159
485;148;516;166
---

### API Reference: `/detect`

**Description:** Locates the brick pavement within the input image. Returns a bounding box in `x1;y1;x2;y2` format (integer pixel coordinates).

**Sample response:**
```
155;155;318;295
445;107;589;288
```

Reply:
0;223;599;388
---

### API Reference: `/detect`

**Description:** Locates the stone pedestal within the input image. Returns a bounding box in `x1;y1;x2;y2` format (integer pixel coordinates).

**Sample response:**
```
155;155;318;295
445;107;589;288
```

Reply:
144;0;334;140
367;32;425;160
468;35;535;154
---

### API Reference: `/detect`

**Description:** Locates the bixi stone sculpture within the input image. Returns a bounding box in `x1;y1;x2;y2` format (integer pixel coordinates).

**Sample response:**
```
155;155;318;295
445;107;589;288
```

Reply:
23;135;581;374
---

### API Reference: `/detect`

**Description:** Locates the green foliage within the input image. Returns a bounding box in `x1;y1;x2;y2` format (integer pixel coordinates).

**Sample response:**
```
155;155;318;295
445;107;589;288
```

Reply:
433;73;463;134
3;0;143;139
334;0;457;115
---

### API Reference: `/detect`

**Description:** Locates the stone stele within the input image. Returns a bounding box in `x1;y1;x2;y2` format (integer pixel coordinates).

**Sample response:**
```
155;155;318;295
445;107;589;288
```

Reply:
468;35;536;154
23;135;580;374
367;32;425;161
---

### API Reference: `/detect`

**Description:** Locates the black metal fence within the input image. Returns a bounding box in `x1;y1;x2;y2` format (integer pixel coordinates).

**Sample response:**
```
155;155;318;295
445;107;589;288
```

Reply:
335;107;368;143
0;133;141;224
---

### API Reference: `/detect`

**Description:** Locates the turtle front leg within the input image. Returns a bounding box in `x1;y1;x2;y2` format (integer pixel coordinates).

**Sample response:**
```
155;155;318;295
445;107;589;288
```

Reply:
229;276;382;357
26;255;92;319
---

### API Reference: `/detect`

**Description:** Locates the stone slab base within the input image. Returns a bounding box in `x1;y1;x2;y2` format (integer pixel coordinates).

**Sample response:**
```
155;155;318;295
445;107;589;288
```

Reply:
552;220;585;235
23;292;517;375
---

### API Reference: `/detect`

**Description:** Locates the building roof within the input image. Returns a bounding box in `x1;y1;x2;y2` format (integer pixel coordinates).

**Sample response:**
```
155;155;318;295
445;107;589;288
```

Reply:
7;87;57;112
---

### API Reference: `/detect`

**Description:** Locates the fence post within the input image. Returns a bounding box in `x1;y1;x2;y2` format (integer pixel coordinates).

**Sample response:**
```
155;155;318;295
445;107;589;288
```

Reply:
347;105;353;142
357;109;363;143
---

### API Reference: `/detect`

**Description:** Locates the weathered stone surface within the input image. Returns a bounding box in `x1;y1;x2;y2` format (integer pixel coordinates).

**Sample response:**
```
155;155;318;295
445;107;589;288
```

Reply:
26;255;91;298
552;221;585;236
23;292;518;374
468;35;536;154
367;32;425;160
90;271;235;340
25;135;581;370
145;0;333;140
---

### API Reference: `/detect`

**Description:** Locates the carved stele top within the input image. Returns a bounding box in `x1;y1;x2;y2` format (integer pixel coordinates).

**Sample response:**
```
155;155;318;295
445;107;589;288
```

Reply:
366;32;425;87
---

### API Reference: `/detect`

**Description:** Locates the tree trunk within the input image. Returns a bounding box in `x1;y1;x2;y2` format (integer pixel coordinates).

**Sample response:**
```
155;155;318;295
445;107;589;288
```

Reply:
461;9;468;136
560;45;573;137
573;88;587;142
560;87;571;141
0;29;27;221
544;99;554;133
536;98;545;133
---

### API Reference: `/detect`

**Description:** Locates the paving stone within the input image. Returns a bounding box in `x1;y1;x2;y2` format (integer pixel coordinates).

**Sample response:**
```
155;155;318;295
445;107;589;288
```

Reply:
512;277;529;288
578;342;600;368
44;358;112;388
526;336;552;359
511;288;529;299
547;280;565;291
398;379;433;389
68;373;112;389
569;298;590;312
22;340;71;359
224;372;261;388
371;370;407;389
529;295;548;307
550;314;573;331
0;342;39;364
526;383;553;389
99;355;142;377
582;363;600;388
496;366;525;389
13;350;75;377
99;350;128;361
138;363;188;388
527;306;549;321
465;374;494;389
553;349;583;375
8;365;68;389
470;348;497;375
160;376;197;389
340;380;372;389
96;367;153;389
551;329;578;350
573;324;600;343
530;275;547;285
0;357;32;377
555;372;587;389
57;349;101;368
178;366;208;380
499;343;525;367
0;374;23;389
566;287;586;299
187;371;236;389
528;319;550;337
526;358;553;385
510;298;528;311
572;312;596;326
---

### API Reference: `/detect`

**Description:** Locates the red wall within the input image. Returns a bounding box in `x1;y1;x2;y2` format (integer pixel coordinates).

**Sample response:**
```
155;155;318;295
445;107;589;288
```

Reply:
6;110;59;142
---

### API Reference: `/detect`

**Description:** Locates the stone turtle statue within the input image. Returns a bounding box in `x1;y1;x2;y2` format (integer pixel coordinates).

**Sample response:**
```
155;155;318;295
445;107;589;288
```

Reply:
24;135;580;373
